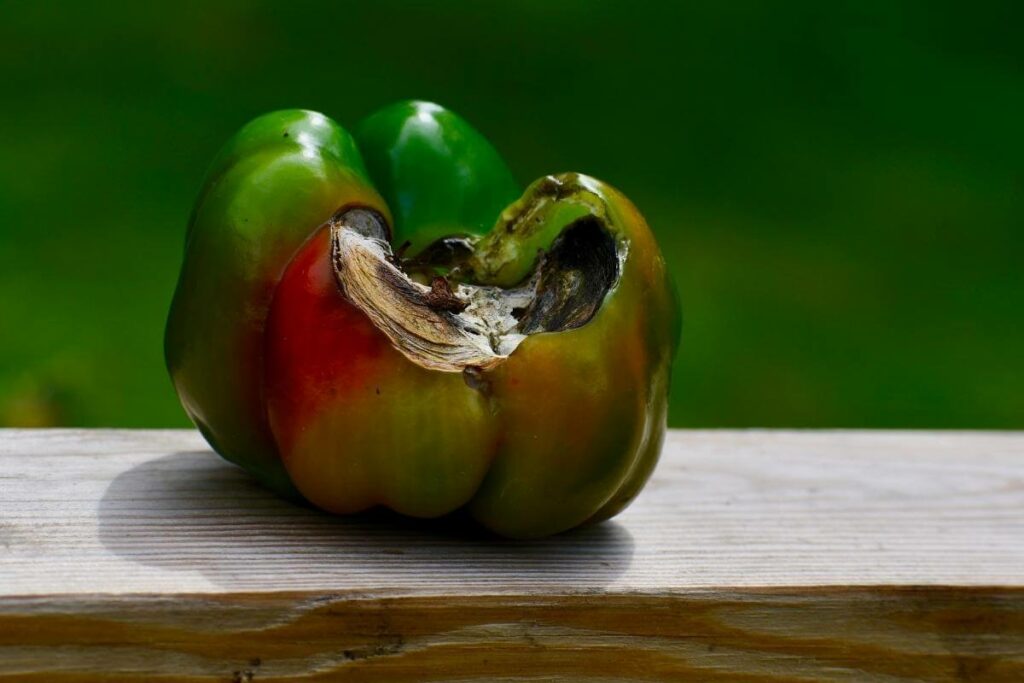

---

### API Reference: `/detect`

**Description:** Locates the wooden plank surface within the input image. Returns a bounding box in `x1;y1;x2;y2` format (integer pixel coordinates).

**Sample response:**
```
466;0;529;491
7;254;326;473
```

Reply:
1;428;1023;681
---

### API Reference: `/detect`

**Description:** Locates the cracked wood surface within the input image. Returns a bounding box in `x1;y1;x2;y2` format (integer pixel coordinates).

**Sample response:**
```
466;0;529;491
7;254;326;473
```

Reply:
0;429;1022;681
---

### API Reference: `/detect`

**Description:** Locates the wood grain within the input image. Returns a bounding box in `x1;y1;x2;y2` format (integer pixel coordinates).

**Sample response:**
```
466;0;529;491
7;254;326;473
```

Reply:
1;429;1022;681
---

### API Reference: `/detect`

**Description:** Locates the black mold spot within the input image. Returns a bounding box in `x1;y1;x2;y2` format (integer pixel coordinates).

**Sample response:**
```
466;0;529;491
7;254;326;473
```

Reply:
462;366;492;395
516;215;618;334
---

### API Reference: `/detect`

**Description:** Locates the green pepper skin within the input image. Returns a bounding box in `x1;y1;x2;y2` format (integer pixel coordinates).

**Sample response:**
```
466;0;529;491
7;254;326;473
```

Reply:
165;110;388;496
166;102;681;537
355;100;520;255
465;175;677;537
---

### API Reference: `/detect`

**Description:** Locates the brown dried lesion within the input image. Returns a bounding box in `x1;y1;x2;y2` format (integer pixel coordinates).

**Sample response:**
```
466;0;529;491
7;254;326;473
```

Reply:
331;220;512;372
424;276;468;313
328;188;621;375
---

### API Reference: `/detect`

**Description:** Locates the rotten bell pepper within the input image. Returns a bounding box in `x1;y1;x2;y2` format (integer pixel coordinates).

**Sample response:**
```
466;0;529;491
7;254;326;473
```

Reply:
165;101;680;538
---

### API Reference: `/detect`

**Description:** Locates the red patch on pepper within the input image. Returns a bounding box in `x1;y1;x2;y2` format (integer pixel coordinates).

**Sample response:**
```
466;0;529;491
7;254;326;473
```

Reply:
264;227;388;454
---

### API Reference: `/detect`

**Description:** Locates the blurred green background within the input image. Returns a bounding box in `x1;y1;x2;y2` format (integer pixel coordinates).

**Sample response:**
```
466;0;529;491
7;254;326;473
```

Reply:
1;1;1021;429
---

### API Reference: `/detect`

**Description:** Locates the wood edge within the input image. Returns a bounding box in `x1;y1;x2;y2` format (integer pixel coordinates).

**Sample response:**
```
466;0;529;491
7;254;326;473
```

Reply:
4;584;1024;606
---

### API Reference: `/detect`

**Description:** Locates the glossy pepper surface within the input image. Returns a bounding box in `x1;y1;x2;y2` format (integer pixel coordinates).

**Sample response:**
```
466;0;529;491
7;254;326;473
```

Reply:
166;101;680;538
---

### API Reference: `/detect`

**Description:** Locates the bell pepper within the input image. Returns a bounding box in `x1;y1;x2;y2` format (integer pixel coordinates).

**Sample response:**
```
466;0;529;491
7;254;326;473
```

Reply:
165;101;680;538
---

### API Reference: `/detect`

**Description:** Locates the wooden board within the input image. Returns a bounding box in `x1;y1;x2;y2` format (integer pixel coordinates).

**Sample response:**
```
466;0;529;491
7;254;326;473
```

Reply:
1;429;1022;681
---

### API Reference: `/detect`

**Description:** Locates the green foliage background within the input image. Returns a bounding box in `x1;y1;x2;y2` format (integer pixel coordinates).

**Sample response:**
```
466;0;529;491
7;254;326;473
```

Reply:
1;1;1021;429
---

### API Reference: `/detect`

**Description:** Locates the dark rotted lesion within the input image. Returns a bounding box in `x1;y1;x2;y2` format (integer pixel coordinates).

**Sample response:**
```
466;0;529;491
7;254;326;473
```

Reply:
332;198;620;374
515;215;619;334
384;213;619;333
373;261;469;316
403;236;475;272
424;276;468;313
